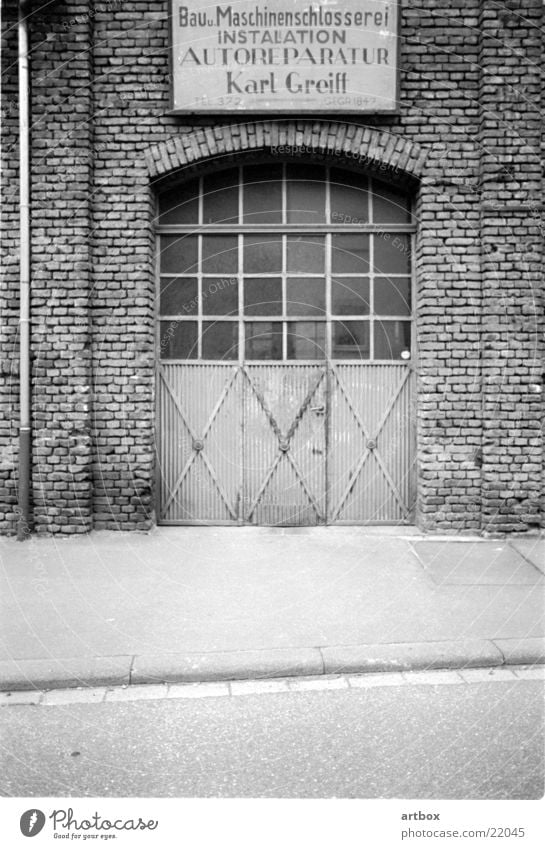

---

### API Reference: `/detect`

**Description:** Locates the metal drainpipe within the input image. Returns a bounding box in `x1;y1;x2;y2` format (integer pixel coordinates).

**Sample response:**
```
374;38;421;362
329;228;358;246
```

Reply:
17;0;31;540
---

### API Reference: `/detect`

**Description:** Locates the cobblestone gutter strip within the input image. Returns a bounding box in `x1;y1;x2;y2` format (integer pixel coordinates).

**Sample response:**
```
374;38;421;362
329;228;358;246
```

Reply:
0;639;543;692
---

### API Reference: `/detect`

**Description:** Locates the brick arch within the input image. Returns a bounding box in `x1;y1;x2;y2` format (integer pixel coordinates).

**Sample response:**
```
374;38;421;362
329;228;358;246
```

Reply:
145;121;428;186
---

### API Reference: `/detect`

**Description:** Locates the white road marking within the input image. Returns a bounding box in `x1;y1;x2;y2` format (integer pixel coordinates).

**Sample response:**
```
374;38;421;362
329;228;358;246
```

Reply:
459;667;518;683
231;679;290;696
402;670;463;685
289;676;349;692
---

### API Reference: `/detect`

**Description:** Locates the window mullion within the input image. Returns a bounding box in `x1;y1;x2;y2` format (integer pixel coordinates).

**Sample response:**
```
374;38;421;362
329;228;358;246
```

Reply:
325;165;331;225
282;233;287;359
281;163;287;226
238;233;243;363
197;234;202;359
369;231;374;361
368;178;374;362
238;168;244;364
325;166;331;361
410;231;415;362
326;232;331;361
238;165;243;224
156;224;416;234
197;178;203;359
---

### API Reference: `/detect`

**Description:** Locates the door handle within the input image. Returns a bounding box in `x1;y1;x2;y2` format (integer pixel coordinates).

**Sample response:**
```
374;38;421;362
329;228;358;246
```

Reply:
310;404;325;413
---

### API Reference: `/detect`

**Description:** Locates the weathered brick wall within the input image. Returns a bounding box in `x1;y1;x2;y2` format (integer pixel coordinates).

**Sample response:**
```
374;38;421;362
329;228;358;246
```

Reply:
1;0;542;534
541;4;545;525
407;2;483;531
29;0;94;534
1;1;95;535
0;0;20;534
91;0;168;530
478;0;543;533
535;1;544;529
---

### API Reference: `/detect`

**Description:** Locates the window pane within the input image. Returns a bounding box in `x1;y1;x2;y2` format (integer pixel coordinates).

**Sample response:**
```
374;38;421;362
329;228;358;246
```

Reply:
372;181;411;224
243;235;282;273
287;322;326;360
373;233;411;274
330;168;368;224
244;278;282;315
374;277;411;316
158;180;199;225
374;321;411;359
331;277;370;315
286;235;325;273
160;236;198;274
202;277;239;316
202;168;239;224
286;278;325;316
201;235;238;274
332;321;370;359
331;235;370;273
159;321;198;359
202;321;238;360
286;164;326;223
245;322;282;360
243;164;282;223
160;277;198;315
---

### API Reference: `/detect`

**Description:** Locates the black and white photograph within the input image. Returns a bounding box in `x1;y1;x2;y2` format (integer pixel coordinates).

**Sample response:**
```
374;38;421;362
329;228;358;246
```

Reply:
0;0;544;846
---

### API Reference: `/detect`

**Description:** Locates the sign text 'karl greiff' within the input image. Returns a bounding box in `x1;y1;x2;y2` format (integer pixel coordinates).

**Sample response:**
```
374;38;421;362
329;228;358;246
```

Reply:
170;1;399;113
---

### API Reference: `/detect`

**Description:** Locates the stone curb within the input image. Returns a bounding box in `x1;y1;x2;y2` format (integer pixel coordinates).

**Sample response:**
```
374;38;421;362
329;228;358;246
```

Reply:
1;640;543;692
131;648;324;684
321;639;504;674
0;657;132;692
492;638;545;665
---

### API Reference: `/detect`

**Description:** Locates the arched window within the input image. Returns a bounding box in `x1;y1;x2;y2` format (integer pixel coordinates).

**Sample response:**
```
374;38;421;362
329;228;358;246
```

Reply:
156;164;413;363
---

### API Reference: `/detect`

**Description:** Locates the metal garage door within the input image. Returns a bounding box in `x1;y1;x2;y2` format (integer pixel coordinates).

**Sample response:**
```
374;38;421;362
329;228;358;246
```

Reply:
156;164;415;525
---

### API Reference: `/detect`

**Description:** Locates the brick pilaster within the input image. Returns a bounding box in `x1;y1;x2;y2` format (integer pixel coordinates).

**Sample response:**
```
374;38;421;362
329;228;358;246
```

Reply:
30;2;94;533
478;0;543;533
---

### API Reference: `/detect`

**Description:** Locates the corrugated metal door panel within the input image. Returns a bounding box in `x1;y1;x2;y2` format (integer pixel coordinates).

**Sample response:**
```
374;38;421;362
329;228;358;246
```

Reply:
242;365;327;526
328;364;415;524
375;366;416;521
157;364;242;524
157;363;415;525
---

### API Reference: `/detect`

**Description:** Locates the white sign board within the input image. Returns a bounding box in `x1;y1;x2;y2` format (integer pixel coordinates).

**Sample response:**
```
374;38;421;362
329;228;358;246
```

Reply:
170;1;399;113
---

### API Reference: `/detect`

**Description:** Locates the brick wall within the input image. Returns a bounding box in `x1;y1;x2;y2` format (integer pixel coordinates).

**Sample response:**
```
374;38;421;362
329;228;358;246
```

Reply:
478;0;543;533
539;0;545;527
0;0;543;534
409;2;483;531
0;1;20;533
30;1;94;534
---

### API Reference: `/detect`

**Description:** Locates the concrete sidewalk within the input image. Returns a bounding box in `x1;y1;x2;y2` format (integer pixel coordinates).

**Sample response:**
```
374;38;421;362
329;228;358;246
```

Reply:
0;527;543;691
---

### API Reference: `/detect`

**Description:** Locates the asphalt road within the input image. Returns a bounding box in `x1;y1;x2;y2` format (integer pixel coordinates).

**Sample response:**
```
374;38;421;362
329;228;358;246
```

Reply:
1;677;543;798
